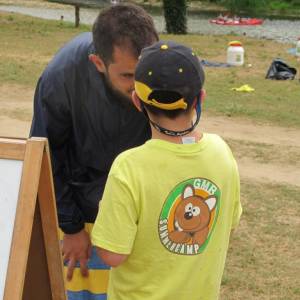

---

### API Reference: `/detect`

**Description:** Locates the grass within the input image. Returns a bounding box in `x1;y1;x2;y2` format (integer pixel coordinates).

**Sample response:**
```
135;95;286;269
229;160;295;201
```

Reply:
226;138;300;166
161;34;300;128
0;12;90;86
221;180;300;300
1;12;299;128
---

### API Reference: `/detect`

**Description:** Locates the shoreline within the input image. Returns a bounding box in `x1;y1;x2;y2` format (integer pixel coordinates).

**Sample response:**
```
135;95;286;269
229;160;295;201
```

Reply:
137;1;300;20
1;0;300;20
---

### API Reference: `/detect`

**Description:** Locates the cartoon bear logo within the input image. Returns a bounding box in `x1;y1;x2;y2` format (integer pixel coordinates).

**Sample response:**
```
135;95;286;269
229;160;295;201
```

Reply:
169;184;217;246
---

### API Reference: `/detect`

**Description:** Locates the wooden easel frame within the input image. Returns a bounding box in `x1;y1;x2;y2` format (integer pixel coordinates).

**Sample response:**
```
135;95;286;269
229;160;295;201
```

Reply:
0;137;66;300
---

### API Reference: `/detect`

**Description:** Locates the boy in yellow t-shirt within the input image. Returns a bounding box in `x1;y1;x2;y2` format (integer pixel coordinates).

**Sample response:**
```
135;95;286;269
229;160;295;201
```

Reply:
92;41;242;300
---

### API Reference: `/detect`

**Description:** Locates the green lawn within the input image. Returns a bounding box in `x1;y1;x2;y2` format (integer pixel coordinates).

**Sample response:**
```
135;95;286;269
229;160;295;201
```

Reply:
0;13;90;85
161;34;300;128
1;12;299;128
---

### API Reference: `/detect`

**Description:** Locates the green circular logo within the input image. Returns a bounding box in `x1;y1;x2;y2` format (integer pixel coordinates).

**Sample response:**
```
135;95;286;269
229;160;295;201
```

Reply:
158;178;220;255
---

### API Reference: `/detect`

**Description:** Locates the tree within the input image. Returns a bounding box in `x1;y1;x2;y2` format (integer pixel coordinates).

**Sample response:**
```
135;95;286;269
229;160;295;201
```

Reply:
163;0;187;34
222;0;266;14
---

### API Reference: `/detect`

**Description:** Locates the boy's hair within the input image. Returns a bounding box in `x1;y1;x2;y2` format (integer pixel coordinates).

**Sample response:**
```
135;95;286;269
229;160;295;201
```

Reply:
134;41;205;119
142;91;190;119
92;4;159;65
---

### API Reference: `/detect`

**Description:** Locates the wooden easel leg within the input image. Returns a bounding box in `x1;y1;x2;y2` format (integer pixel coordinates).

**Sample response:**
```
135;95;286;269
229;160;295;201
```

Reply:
22;202;52;300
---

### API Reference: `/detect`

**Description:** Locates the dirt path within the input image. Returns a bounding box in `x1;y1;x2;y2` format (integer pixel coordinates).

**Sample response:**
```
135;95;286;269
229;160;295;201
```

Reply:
0;84;299;187
201;114;300;148
200;115;300;187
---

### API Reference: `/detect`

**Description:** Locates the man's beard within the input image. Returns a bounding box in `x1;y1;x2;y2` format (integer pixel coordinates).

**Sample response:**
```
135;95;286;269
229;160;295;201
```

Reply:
102;74;134;110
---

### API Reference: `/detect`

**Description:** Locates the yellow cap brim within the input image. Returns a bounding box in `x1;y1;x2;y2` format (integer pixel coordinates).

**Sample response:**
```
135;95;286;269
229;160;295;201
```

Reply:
134;81;187;110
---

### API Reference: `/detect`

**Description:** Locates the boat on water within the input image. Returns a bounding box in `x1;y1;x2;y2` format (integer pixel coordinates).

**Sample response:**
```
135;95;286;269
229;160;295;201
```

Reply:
210;16;264;26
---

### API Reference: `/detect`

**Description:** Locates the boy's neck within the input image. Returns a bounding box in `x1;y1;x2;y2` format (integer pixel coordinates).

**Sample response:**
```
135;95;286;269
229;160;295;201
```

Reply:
149;115;203;144
151;129;202;144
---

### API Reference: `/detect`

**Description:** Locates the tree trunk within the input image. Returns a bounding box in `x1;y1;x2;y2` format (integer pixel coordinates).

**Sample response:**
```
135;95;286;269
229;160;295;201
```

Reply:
75;5;80;27
163;0;187;34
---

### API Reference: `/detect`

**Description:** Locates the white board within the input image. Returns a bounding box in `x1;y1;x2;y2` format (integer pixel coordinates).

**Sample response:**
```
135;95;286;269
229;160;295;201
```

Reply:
0;158;23;300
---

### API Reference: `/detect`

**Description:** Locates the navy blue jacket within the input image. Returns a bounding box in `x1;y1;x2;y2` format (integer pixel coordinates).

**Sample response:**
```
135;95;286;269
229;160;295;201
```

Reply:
31;33;151;234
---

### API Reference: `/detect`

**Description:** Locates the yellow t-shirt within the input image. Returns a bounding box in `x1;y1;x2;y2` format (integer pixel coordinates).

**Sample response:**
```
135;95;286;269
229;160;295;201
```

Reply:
92;133;242;300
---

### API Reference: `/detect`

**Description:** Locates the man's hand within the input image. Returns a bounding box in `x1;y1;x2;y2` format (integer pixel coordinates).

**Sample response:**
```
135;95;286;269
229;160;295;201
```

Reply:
62;229;92;281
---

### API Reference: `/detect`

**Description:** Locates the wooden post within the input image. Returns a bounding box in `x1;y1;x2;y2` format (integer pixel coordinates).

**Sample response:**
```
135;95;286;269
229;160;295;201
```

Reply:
75;4;80;27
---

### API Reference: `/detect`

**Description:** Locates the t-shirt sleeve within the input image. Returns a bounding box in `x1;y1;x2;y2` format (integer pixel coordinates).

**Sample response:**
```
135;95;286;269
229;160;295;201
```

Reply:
231;159;242;229
91;170;138;255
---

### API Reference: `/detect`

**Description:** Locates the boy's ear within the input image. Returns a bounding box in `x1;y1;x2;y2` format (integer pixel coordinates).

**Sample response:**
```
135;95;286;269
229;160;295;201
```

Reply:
89;54;106;73
192;89;206;108
132;91;143;112
200;89;206;104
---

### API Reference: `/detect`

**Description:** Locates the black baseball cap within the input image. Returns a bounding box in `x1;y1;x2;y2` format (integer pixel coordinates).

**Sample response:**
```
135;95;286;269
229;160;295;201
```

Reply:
134;40;205;111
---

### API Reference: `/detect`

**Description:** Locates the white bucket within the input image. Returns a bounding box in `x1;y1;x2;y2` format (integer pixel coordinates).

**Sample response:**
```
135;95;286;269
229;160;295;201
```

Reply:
296;38;300;57
227;41;244;66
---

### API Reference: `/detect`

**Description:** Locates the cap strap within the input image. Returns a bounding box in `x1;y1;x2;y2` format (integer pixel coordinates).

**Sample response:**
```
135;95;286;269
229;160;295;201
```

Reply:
141;94;202;137
134;81;187;110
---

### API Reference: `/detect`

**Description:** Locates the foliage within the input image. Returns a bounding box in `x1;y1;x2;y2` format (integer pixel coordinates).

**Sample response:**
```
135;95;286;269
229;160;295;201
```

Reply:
268;0;291;11
219;0;267;14
163;0;187;34
197;0;300;14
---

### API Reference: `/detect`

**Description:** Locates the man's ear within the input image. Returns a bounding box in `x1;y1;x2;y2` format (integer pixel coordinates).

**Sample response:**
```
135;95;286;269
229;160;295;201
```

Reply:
132;91;143;112
89;54;106;73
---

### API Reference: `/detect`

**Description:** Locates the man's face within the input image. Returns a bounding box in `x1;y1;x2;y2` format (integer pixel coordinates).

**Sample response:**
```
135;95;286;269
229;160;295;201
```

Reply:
91;46;137;105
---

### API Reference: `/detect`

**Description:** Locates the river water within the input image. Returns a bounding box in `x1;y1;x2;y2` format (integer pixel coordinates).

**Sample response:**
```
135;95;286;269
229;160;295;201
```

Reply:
1;4;300;44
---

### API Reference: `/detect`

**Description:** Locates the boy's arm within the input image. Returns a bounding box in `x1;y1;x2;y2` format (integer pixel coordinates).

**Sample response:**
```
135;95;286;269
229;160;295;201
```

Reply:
91;169;138;266
96;247;128;267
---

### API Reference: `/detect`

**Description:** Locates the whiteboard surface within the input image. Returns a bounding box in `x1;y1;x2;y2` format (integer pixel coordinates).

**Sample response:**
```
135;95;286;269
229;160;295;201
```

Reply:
0;159;23;300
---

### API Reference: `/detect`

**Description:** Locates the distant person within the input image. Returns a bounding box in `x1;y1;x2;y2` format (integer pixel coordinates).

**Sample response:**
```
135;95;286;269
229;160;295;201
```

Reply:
30;3;158;300
92;41;242;300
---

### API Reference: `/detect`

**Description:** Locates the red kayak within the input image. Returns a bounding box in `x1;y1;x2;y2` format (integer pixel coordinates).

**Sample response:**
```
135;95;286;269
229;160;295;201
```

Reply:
210;17;264;26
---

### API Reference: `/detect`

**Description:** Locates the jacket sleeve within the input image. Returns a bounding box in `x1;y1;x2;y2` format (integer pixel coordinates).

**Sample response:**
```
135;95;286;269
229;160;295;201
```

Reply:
30;74;85;234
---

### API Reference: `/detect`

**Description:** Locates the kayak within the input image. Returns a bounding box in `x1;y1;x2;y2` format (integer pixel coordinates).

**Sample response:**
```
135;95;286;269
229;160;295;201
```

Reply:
210;18;264;26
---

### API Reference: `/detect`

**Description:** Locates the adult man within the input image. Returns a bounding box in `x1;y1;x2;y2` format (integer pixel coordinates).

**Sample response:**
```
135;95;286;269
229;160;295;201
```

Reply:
92;41;242;300
30;3;158;299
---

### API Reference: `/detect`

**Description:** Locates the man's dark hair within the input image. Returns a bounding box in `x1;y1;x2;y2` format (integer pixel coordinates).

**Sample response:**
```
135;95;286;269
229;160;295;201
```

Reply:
92;3;159;64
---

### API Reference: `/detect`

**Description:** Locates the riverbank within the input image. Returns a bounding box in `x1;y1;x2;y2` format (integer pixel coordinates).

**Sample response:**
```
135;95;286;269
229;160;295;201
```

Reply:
137;0;300;19
1;0;300;19
135;0;226;13
2;2;300;43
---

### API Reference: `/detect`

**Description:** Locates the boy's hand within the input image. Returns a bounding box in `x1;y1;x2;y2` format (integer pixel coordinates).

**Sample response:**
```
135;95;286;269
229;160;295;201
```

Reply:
62;229;92;281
